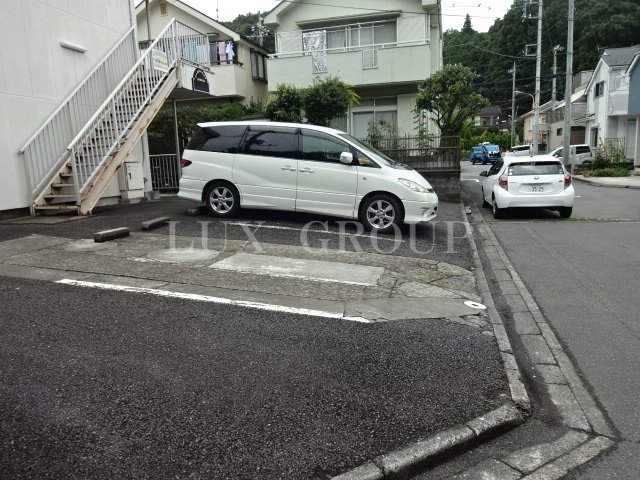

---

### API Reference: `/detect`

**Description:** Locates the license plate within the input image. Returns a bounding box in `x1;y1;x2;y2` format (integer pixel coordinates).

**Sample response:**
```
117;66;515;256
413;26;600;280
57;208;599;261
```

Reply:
531;186;544;192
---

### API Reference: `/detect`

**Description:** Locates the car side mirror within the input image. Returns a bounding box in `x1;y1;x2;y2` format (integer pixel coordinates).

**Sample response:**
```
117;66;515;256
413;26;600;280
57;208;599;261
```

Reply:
339;152;354;165
479;171;489;177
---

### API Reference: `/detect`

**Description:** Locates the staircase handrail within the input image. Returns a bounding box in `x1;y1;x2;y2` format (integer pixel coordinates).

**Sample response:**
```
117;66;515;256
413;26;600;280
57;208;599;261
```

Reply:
66;20;179;152
18;26;136;155
19;26;138;198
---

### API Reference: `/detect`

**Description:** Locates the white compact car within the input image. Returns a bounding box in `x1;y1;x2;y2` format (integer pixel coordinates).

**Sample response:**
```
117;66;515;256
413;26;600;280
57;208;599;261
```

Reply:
178;121;438;233
504;145;532;157
479;155;574;219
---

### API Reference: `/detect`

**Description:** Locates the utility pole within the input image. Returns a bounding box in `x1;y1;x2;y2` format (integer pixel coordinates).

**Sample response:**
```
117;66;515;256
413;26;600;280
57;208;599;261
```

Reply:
510;62;516;147
564;0;575;173
532;0;543;155
552;45;564;102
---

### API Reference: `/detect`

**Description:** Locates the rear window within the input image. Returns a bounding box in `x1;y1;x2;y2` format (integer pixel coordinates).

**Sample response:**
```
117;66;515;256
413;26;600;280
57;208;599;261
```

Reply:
509;161;563;176
186;125;246;153
511;146;530;152
576;146;591;154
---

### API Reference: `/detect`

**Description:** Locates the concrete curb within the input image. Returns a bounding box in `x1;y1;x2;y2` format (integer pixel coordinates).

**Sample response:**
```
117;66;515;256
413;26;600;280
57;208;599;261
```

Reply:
462;206;531;412
450;204;617;478
141;216;170;231
330;205;529;479
332;405;524;480
94;227;130;243
572;175;640;189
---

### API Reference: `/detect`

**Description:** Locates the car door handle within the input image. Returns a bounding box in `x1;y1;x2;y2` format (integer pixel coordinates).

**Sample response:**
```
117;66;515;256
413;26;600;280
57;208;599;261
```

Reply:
299;167;314;173
280;165;297;171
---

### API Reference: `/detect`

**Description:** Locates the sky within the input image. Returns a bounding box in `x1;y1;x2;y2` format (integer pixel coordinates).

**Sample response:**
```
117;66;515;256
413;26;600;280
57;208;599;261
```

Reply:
180;1;515;33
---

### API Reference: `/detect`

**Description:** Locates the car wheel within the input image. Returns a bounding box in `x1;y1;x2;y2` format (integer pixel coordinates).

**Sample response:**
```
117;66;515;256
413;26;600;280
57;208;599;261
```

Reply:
492;197;504;219
558;207;572;218
360;194;402;234
472;159;477;165
204;182;240;217
481;187;490;208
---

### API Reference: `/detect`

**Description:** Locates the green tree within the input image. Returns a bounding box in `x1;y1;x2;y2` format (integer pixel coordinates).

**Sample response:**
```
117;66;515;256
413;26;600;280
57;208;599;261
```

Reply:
147;103;249;154
303;76;359;127
265;84;304;123
223;12;275;53
415;64;489;136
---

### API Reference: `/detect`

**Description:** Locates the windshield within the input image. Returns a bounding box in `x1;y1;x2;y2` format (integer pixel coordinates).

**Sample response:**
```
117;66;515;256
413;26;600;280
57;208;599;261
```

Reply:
338;134;397;167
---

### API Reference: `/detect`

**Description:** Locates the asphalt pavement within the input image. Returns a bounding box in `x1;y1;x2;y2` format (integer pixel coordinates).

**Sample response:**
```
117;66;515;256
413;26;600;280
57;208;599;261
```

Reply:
0;197;514;479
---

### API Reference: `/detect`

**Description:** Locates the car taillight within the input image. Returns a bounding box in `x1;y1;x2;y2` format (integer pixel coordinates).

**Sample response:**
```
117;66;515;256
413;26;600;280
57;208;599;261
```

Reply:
564;173;572;188
180;159;192;168
499;175;508;190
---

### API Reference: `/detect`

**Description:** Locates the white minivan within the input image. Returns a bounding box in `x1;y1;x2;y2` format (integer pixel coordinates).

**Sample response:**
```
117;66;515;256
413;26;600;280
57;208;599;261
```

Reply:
178;122;438;233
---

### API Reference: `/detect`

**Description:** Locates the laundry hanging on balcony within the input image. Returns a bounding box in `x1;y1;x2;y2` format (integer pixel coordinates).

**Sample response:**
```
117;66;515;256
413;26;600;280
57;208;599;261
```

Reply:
302;30;327;73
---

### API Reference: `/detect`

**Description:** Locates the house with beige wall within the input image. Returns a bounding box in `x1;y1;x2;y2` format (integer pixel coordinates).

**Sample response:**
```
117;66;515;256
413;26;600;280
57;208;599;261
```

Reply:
136;0;270;106
264;0;443;138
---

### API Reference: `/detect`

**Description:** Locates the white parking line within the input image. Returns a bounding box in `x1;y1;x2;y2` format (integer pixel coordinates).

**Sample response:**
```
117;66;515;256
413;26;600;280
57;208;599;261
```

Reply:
228;222;407;242
56;279;371;323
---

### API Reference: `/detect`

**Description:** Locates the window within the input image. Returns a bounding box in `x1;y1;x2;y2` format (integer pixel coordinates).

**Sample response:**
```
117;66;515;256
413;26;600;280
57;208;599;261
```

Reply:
488;160;503;176
250;51;268;81
186;125;246;153
509;161;563;176
594;81;604;98
352;97;398;139
241;127;298;159
557;128;563;136
301;131;350;163
575;145;591;155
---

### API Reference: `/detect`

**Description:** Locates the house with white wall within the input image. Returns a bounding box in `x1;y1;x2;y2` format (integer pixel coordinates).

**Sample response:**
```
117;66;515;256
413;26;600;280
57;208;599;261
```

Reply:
583;45;640;160
0;0;214;216
263;0;443;138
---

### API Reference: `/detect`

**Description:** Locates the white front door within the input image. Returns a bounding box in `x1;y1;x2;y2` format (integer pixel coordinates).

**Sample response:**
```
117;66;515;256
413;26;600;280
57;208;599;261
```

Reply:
296;129;358;218
626;120;637;160
233;126;299;210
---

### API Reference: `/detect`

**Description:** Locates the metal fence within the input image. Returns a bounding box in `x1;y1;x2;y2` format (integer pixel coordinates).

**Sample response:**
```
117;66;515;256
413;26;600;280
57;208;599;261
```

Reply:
363;135;462;173
150;154;180;190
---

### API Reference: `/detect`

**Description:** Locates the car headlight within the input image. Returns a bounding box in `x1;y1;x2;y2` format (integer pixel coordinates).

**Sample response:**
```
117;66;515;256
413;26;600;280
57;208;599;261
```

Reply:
398;178;434;193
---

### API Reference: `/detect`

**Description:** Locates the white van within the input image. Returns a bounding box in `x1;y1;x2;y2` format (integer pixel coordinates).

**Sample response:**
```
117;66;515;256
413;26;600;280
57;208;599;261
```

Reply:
549;144;594;165
178;122;438;233
505;145;532;157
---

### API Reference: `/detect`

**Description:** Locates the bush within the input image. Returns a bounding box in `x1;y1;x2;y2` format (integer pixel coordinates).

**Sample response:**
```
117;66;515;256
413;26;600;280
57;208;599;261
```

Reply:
584;167;630;177
303;76;359;127
265;84;304;123
593;139;626;168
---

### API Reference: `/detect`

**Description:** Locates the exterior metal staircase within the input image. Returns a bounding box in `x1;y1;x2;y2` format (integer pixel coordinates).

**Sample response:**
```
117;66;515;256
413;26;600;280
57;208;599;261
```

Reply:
19;19;210;215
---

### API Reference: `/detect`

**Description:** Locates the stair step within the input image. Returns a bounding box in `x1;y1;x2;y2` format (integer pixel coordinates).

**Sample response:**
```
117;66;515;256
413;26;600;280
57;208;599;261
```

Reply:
34;204;77;211
52;183;75;189
44;194;76;199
